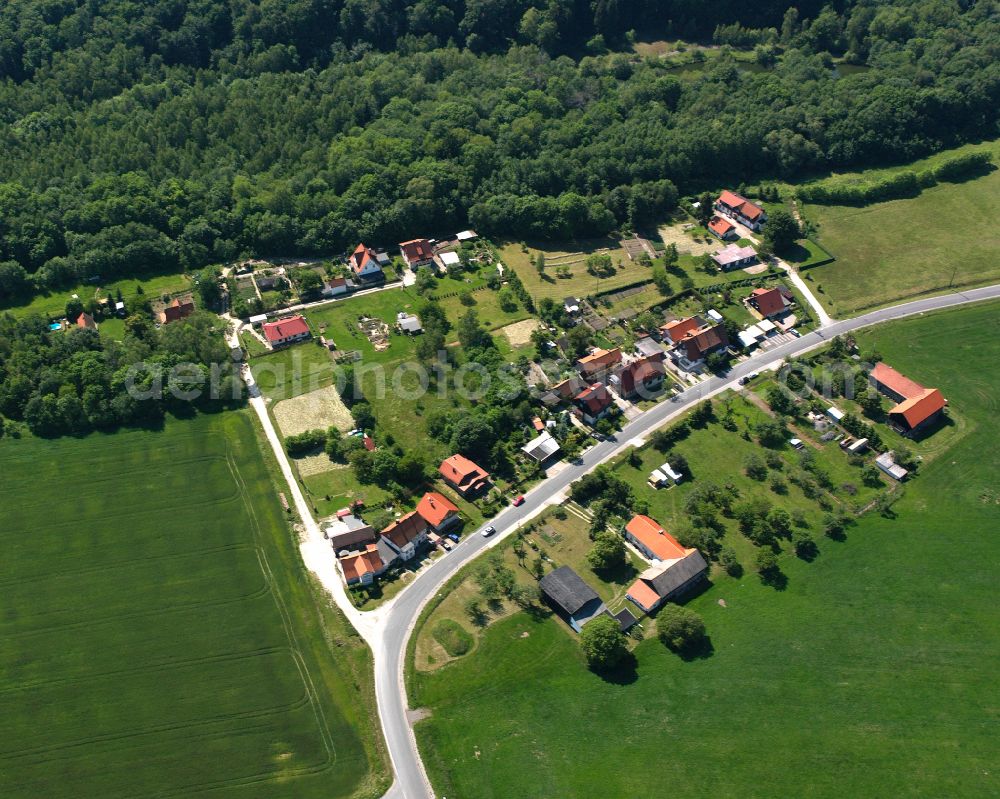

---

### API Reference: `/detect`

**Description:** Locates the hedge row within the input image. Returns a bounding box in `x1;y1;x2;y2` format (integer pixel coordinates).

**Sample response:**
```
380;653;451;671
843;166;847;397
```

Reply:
797;151;993;205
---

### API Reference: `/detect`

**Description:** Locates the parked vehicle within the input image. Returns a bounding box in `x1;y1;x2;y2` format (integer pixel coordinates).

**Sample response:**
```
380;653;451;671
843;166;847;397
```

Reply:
512;495;525;507
447;533;460;543
482;525;496;538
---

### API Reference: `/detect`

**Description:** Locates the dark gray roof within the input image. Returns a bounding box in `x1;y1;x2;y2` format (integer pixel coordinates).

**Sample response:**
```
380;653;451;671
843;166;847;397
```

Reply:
540;566;600;615
611;607;638;631
647;551;709;599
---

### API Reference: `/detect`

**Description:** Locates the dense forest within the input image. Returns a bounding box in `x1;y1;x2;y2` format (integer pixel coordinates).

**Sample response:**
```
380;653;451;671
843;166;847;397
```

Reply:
1;0;999;305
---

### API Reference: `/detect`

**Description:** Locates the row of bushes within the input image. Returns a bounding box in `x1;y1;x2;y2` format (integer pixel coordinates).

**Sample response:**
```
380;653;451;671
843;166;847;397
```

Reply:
797;151;993;205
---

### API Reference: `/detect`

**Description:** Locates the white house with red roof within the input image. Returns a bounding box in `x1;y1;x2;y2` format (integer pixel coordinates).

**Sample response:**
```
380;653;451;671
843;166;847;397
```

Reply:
416;491;461;532
348;243;385;282
715;190;767;231
399;239;434;270
262;315;311;348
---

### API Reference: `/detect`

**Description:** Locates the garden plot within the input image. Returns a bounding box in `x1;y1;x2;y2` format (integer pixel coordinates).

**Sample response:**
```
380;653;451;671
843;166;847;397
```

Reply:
499;318;542;347
273;384;355;438
658;221;717;255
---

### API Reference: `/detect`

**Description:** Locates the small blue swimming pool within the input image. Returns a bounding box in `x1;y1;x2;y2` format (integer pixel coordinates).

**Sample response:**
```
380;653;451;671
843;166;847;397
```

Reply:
49;322;62;331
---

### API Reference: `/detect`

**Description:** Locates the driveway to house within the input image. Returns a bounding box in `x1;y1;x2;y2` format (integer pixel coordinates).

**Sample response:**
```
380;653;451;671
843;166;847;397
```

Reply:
726;218;833;328
230;284;1000;799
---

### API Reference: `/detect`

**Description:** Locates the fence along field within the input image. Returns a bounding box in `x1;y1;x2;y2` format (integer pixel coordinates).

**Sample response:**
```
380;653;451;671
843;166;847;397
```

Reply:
0;413;376;798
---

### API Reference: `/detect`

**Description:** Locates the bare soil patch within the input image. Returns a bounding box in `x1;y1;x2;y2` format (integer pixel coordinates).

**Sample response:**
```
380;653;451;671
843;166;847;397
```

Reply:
658;222;717;256
295;453;348;477
273;384;355;438
499;318;542;347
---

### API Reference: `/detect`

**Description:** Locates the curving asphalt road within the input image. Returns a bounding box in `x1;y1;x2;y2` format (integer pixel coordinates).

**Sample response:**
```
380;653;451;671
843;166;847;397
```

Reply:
373;283;1000;799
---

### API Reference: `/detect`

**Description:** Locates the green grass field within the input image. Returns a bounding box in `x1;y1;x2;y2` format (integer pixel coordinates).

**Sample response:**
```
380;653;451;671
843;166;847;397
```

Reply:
0;412;386;798
409;300;1000;798
804;143;1000;315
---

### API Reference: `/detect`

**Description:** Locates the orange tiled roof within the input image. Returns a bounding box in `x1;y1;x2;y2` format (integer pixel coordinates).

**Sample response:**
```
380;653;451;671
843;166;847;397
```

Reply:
626;578;661;611
718;190;764;220
439;454;489;487
660;316;702;343
416;492;459;528
891;388;945;429
870;362;926;399
625;515;687;561
339;543;383;582
708;216;735;237
381;511;427;548
578;347;622;373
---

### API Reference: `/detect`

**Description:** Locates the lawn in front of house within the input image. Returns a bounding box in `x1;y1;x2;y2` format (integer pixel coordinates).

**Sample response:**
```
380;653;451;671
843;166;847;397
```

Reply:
409;301;1000;799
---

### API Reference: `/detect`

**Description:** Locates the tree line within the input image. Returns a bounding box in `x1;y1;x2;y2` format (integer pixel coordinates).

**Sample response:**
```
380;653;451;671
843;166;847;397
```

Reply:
2;1;999;308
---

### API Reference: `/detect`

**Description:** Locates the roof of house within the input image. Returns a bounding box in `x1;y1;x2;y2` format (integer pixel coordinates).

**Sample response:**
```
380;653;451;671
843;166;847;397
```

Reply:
627;578;661;610
869;362;926;399
539;566;600;615
625;515;688;561
350;243;381;274
76;312;97;329
522;430;561;461
327;276;348;288
381;511;427;549
712;244;757;266
749;287;788;317
644;549;709;597
553;375;587;399
577;347;622;374
660;316;703;343
400;238;433;263
708;216;736;237
262;315;310;342
717;190;765;221
456;229;478;241
161;298;195;323
362;434;376;451
439;251;461;266
339;543;384;582
397;312;422;332
619;355;666;395
532;416;545;432
575;383;613;415
416;492;460;528
682;323;729;361
891;388;946;428
439;454;490;487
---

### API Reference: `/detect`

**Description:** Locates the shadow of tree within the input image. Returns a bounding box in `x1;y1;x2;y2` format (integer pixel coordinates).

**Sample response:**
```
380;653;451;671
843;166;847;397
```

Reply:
594;651;639;685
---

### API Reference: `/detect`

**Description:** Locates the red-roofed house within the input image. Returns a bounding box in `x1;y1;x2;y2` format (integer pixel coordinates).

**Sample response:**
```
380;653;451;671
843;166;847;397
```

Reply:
623;515;687;562
362;435;376;452
399;239;434;270
747;287;790;319
160;298;195;324
76;312;98;330
338;543;387;586
626;549;709;614
380;511;429;561
617;354;667;399
262;315;311;348
574;383;614;425
708;216;737;240
439;454;491;497
416;491;461;532
675;323;729;370
715;190;768;231
349;243;384;281
660;316;703;344
869;363;946;433
576;347;622;380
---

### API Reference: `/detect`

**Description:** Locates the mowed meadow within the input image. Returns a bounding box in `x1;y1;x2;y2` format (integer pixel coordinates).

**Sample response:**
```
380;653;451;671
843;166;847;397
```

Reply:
0;412;385;798
411;301;1000;799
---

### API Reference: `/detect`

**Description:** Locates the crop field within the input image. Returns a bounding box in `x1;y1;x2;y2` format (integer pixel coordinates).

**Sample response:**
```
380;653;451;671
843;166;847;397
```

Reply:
410;301;1000;799
805;149;1000;315
0;413;384;798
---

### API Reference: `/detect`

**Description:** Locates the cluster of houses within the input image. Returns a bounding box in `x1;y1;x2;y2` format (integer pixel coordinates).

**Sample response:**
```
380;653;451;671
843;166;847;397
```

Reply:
658;313;729;371
708;190;768;241
332;490;464;587
399;229;478;275
539;512;709;634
